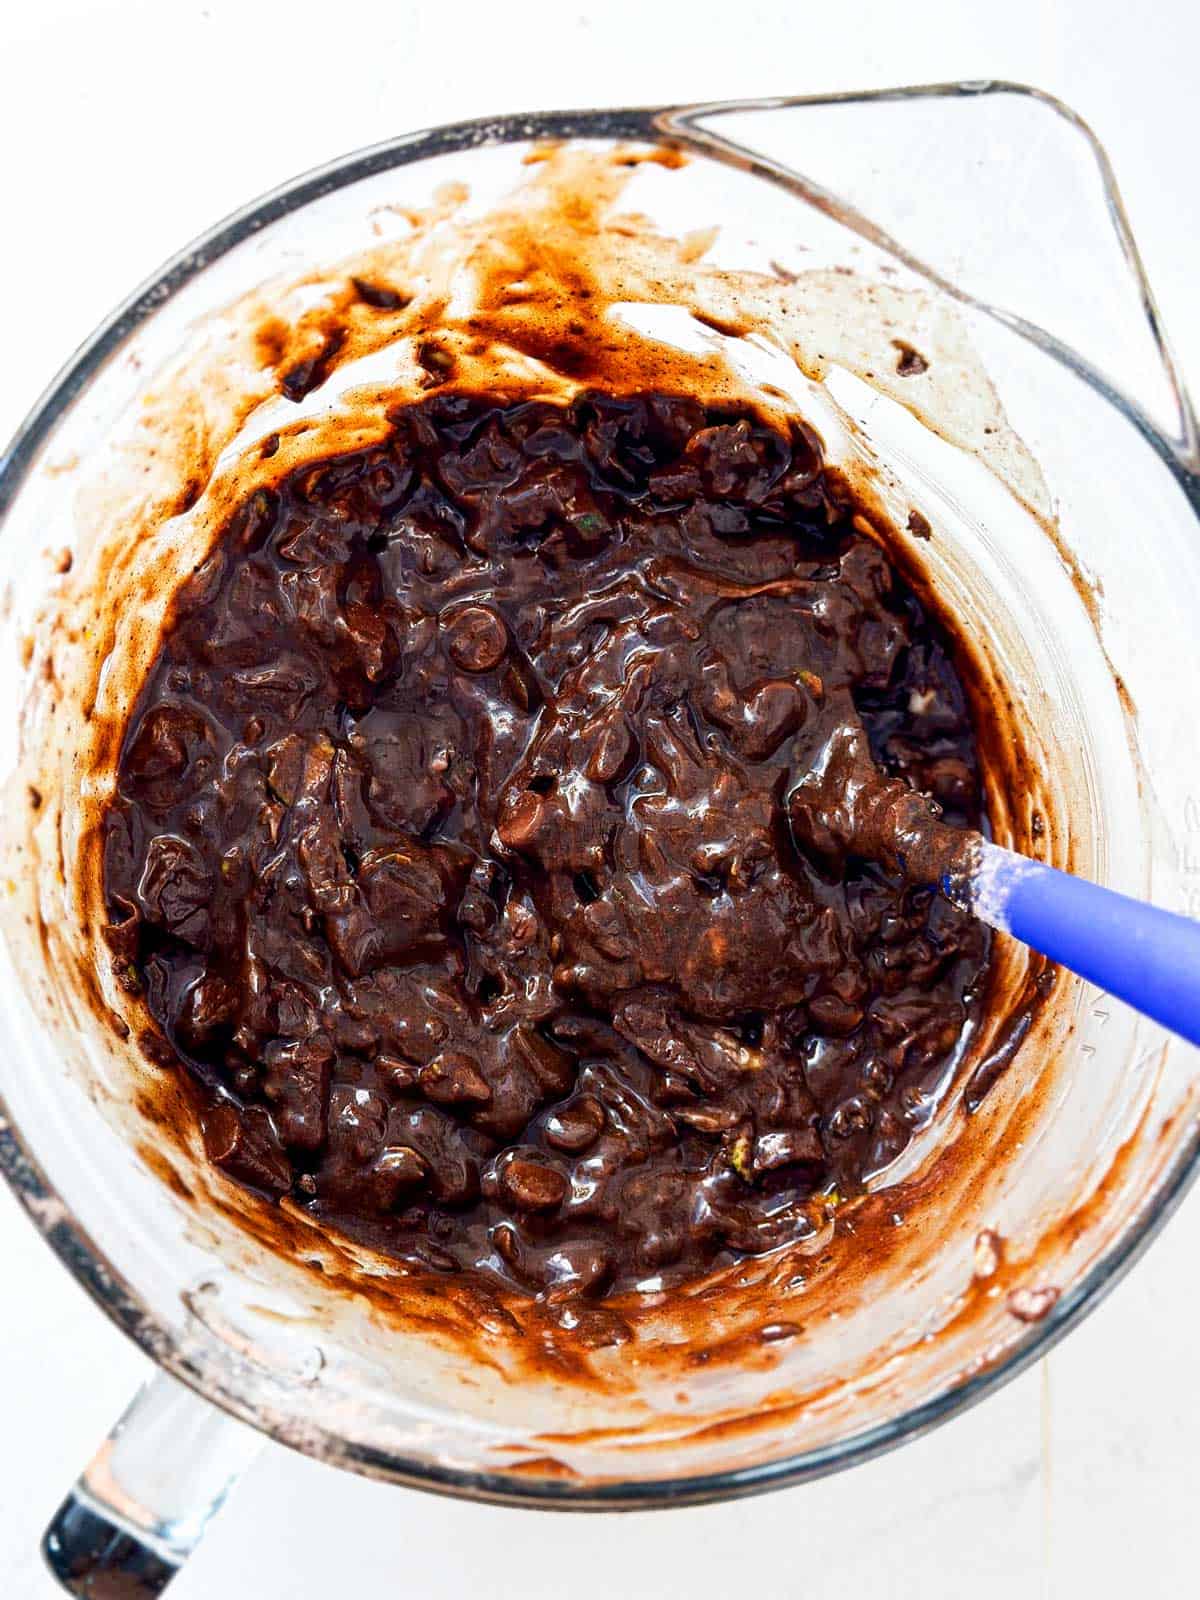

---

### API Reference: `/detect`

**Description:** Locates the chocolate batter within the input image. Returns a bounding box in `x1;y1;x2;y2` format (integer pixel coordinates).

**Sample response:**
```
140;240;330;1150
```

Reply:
103;390;990;1297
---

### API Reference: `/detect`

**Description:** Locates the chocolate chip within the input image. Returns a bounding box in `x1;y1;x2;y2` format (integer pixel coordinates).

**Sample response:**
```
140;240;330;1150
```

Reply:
420;1052;493;1106
500;1157;568;1213
200;1103;291;1195
495;789;545;851
444;605;508;672
544;1095;605;1153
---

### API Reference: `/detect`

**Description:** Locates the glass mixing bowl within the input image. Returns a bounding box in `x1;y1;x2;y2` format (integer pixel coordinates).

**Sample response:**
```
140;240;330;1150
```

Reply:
2;84;1198;1597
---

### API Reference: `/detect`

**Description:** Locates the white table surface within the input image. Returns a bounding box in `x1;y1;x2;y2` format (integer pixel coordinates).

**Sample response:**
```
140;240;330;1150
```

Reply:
2;2;1196;1594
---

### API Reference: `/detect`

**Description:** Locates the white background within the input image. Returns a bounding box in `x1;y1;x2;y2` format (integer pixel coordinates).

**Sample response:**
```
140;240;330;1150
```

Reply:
2;2;1197;1594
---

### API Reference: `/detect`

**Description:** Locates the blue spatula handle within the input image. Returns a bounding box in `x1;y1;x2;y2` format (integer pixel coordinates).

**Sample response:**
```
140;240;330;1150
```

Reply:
965;841;1200;1048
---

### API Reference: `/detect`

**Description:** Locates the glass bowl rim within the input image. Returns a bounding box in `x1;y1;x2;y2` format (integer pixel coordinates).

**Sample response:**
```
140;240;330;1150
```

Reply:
2;82;1198;1510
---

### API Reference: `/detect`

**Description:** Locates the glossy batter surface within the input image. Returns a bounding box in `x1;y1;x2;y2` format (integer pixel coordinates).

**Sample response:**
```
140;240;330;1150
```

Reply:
103;391;989;1296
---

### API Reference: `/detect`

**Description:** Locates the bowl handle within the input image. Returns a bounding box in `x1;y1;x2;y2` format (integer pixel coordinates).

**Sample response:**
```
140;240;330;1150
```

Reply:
41;1369;262;1596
